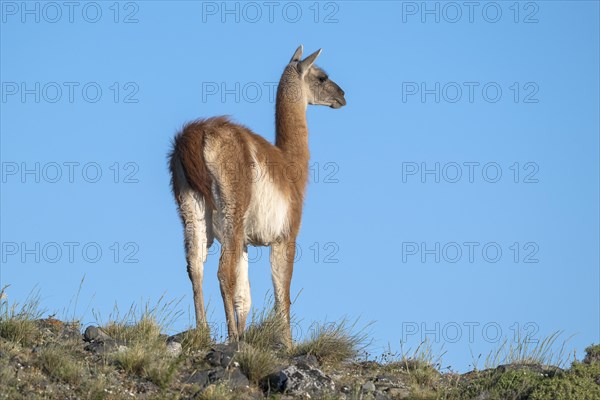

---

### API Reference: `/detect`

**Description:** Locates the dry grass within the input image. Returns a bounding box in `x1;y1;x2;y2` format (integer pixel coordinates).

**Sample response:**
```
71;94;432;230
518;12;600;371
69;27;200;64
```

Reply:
373;340;445;393
398;339;446;371
196;384;236;400
2;285;596;400
106;315;183;388
179;325;213;353
94;295;183;345
0;340;20;398
112;342;152;375
475;330;574;370
241;308;288;352
95;297;188;387
0;317;38;347
0;286;44;346
36;344;82;385
235;343;278;384
112;340;182;388
293;319;370;365
103;316;162;345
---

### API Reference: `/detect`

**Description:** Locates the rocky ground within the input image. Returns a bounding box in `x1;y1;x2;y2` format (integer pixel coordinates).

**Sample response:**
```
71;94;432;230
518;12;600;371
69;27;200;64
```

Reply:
0;317;599;399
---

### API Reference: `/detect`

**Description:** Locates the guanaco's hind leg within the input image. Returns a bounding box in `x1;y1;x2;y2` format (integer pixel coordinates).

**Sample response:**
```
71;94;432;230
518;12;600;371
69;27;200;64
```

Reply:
173;158;213;328
182;192;213;328
234;247;252;334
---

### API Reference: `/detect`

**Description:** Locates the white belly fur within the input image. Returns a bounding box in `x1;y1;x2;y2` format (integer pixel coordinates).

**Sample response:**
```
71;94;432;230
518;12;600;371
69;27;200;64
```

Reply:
244;153;290;244
209;153;290;246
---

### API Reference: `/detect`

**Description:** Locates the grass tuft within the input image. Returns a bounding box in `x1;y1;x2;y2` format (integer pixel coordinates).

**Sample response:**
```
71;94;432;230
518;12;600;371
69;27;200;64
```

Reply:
179;325;213;353
481;330;573;369
96;296;186;388
293;318;370;365
112;342;151;375
103;316;162;346
377;340;445;392
196;384;235;400
0;286;44;346
36;344;82;385
94;295;183;345
235;342;278;384
241;307;288;352
111;335;182;388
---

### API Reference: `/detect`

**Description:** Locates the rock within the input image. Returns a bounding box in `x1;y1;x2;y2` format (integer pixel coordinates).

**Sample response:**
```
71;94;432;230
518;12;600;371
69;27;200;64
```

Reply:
264;362;335;396
35;318;83;342
375;374;411;395
385;387;411;398
205;343;238;368
84;339;121;355
83;326;111;343
61;326;83;342
36;317;64;331
166;341;182;357
189;367;249;391
292;354;319;367
358;361;380;370
187;370;210;388
167;330;191;343
227;368;250;390
208;367;226;382
362;381;376;393
375;375;397;386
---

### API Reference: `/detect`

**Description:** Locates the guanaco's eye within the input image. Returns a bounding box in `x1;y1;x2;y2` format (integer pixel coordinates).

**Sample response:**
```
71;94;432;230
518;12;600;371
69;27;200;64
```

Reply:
319;76;327;83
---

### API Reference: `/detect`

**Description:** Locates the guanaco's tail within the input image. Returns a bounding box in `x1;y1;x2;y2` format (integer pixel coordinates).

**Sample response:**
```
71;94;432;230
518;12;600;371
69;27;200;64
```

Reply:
169;121;215;209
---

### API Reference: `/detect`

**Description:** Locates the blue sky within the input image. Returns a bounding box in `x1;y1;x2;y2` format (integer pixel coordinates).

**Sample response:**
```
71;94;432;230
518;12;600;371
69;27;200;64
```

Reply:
1;1;598;371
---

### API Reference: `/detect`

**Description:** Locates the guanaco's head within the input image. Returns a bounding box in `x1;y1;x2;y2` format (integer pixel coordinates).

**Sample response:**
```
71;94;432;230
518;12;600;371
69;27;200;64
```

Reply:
283;45;346;109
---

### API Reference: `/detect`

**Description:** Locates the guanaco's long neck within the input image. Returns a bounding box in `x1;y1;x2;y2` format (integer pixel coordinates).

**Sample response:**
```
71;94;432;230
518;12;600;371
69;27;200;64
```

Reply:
274;81;310;166
274;72;310;229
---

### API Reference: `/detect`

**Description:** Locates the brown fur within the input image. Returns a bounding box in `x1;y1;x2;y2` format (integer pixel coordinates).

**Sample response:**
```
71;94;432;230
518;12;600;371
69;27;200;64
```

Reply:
169;118;223;210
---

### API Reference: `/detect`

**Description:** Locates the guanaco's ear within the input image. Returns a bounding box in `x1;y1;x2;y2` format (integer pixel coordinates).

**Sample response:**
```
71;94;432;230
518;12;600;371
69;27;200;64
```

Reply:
290;45;303;63
298;48;322;75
